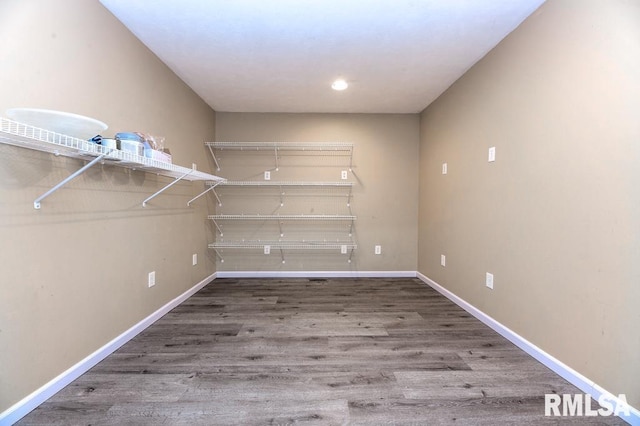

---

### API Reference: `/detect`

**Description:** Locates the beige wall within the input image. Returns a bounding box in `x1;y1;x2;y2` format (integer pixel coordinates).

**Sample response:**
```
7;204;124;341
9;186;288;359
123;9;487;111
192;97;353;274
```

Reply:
0;0;217;411
418;0;640;408
215;113;420;272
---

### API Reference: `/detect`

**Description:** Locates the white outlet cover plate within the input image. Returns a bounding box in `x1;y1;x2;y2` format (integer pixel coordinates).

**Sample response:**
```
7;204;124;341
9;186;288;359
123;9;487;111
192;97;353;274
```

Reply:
341;170;348;180
486;272;494;289
488;147;496;162
441;254;446;266
442;163;447;174
192;254;198;266
264;171;271;180
374;245;382;255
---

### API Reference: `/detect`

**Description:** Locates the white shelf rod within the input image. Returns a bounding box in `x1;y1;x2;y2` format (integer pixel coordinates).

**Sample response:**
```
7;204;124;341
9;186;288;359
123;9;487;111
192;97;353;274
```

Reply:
207;142;221;171
142;169;194;207
187;180;222;207
33;152;108;209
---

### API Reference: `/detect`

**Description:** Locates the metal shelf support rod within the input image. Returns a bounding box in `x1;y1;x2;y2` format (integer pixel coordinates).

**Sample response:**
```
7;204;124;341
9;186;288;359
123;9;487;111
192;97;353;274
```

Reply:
207;143;221;171
33;153;107;209
213;248;224;263
188;180;222;206
212;218;223;236
143;169;194;207
213;188;222;206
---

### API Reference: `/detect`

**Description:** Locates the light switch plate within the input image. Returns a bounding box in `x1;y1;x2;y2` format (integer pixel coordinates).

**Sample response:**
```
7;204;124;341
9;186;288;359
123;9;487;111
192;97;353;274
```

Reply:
441;254;446;267
442;163;448;174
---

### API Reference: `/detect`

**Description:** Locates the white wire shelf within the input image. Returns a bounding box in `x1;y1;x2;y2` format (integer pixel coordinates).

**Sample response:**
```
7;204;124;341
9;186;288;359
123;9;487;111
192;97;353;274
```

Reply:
208;214;356;220
208;214;356;236
209;240;357;263
210;240;357;249
205;141;353;171
204;180;353;206
206;142;353;151
208;180;353;187
0;117;225;208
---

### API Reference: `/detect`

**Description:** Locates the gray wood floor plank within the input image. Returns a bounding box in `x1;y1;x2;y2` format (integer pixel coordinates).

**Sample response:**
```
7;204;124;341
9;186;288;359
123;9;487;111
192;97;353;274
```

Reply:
16;277;626;425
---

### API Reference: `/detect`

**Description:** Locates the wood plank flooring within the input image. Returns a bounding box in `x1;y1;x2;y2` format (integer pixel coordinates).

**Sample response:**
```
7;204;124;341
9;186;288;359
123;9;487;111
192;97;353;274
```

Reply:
17;278;624;425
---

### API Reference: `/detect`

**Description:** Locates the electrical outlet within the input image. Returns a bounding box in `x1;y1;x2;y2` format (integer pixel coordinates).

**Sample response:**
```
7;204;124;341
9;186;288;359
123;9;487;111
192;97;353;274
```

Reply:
442;163;447;174
341;170;348;180
264;245;271;255
192;163;197;170
264;171;271;180
374;245;382;255
441;254;446;267
148;271;156;288
486;272;494;289
192;253;198;266
488;147;496;162
341;245;348;254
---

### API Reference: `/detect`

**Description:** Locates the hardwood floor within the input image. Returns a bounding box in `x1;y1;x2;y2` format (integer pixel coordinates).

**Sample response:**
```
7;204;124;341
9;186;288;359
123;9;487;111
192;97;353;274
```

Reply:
17;278;624;425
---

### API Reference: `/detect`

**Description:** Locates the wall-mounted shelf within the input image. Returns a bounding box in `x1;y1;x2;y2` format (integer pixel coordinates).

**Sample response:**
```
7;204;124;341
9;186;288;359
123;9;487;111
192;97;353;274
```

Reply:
208;214;356;236
205;140;356;267
206;141;353;171
205;180;353;206
0;117;224;208
209;240;357;263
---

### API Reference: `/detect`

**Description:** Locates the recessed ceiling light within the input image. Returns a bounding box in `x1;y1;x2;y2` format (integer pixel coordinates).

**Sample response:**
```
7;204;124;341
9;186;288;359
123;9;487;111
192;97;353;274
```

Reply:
331;79;348;91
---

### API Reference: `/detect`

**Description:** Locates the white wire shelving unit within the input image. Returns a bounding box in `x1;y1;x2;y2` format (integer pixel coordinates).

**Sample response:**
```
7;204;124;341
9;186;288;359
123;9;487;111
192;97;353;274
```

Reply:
205;141;357;266
0;117;225;208
209;240;357;263
205;141;354;171
205;180;354;206
208;214;356;237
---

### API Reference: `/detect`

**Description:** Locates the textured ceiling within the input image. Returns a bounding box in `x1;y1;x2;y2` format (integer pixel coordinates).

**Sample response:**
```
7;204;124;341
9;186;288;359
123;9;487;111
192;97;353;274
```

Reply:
99;0;545;113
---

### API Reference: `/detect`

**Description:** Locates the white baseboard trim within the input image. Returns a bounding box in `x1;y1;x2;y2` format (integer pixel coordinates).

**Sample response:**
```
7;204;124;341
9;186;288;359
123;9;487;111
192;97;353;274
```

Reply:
416;272;639;426
0;272;217;426
216;270;417;278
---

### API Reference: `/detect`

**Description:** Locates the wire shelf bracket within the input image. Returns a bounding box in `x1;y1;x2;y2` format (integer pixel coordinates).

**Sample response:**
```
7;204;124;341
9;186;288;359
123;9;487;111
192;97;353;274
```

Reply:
143;169;193;207
188;179;223;207
33;152;108;209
